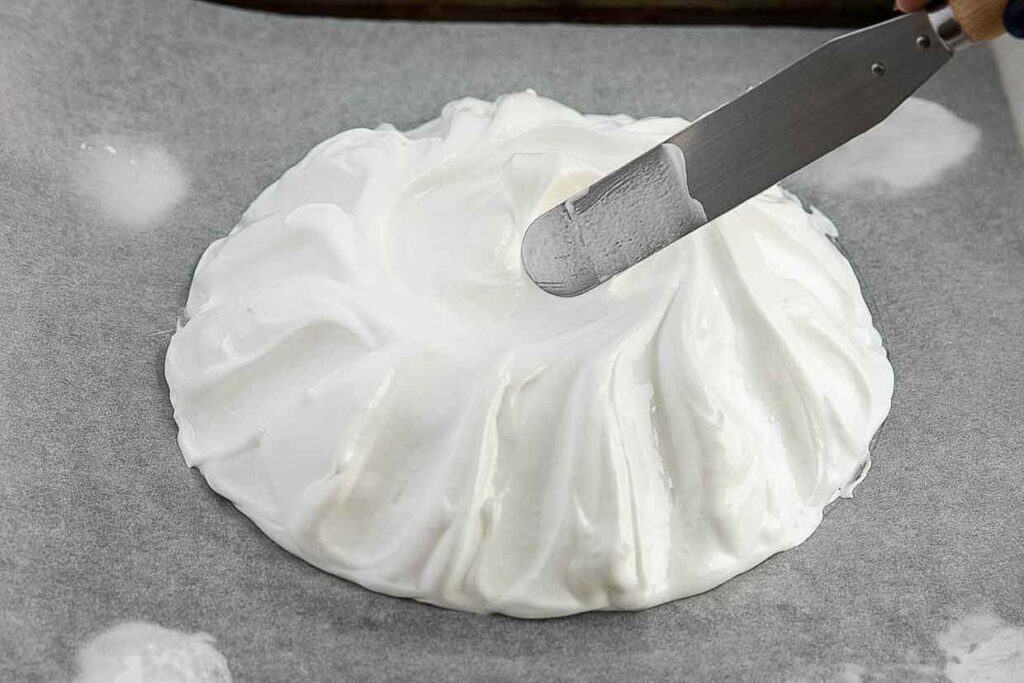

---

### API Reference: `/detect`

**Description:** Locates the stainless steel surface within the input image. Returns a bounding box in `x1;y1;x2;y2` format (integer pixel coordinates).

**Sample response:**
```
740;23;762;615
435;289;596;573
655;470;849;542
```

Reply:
521;144;706;296
522;10;953;296
928;2;971;51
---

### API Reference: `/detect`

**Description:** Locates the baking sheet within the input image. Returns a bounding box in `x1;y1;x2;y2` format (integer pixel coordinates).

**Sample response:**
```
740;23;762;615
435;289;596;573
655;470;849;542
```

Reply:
2;0;1023;679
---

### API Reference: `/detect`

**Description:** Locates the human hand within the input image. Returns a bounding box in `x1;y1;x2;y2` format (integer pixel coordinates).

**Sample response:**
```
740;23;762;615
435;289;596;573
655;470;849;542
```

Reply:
896;0;1023;39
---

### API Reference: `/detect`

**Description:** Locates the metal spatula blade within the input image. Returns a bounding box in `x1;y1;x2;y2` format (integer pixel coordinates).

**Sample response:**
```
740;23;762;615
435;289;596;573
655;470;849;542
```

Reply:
521;10;954;297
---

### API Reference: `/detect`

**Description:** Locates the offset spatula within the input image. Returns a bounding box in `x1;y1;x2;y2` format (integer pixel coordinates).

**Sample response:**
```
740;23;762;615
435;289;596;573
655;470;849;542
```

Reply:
521;0;1012;297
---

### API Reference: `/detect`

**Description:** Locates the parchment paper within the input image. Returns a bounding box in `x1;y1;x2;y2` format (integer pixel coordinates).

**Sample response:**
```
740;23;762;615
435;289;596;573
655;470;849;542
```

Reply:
1;1;1022;679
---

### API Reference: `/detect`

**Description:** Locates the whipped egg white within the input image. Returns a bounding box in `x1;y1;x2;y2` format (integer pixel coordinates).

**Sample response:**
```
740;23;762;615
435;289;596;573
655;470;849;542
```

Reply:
166;91;894;618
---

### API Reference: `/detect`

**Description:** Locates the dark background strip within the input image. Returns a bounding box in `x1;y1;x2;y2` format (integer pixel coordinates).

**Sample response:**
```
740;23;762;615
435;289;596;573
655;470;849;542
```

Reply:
202;0;895;27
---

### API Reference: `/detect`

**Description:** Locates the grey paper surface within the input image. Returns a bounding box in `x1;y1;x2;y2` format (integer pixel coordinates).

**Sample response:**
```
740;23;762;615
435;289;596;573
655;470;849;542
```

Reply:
2;1;1023;680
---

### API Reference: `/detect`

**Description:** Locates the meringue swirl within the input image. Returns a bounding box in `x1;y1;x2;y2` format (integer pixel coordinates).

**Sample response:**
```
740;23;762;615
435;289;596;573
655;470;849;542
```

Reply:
166;91;894;618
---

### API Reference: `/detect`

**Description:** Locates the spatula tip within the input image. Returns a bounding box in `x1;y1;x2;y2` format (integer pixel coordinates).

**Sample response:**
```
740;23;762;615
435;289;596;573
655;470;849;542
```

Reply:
521;206;602;298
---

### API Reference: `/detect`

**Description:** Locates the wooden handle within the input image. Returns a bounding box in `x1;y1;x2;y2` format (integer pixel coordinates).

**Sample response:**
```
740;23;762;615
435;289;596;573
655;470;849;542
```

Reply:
950;0;1008;41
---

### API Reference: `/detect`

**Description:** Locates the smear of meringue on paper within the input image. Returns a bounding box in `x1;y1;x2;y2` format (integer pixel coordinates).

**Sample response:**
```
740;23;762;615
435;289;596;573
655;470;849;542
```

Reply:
74;136;188;231
796;97;980;193
73;621;230;683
